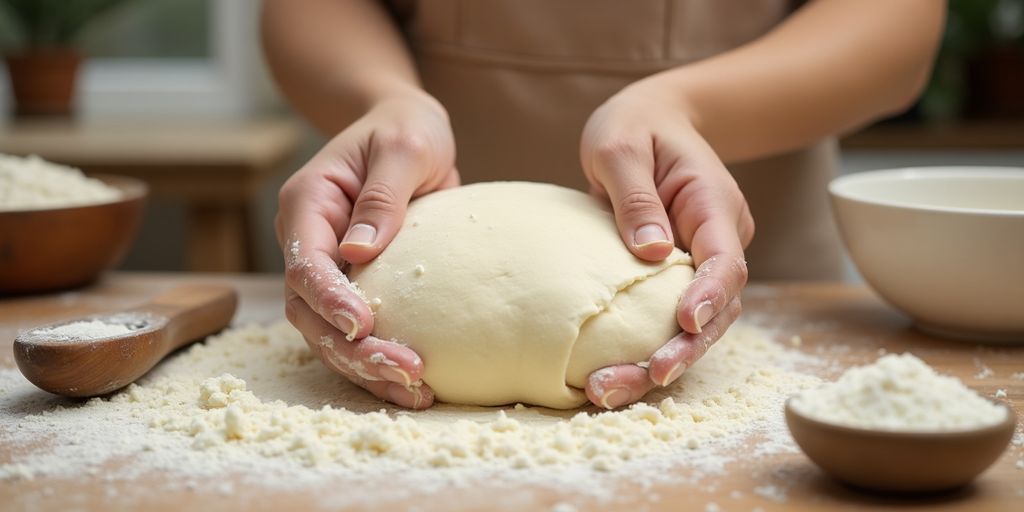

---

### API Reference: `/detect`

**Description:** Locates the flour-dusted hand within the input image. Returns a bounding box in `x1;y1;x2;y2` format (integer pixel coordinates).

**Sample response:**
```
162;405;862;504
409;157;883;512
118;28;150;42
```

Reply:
275;91;459;409
580;78;753;409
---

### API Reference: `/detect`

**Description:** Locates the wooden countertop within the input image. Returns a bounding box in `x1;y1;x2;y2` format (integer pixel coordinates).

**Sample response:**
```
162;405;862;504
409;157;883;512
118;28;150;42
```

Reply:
0;118;304;169
1;273;1022;511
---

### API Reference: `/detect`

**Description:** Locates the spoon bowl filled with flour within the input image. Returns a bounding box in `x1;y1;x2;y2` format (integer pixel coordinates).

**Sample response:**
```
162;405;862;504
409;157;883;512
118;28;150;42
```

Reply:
786;353;1015;493
0;153;147;293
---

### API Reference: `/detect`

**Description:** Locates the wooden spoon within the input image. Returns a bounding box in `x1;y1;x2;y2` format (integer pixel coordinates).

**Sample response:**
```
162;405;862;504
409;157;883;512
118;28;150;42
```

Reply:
785;397;1016;492
13;283;238;397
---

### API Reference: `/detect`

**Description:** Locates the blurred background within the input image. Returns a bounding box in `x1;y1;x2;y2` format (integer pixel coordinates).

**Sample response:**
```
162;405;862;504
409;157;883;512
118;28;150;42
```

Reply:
0;0;1022;276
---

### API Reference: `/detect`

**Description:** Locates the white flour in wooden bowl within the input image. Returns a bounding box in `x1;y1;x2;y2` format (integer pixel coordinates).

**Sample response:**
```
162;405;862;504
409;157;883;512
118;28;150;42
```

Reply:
18;313;153;343
24;320;133;342
790;353;1007;431
0;153;121;211
0;320;821;504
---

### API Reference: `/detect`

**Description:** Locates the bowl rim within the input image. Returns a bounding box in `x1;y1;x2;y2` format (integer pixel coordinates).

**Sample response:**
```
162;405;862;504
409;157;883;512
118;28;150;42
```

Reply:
829;166;1024;218
785;396;1017;440
0;173;148;214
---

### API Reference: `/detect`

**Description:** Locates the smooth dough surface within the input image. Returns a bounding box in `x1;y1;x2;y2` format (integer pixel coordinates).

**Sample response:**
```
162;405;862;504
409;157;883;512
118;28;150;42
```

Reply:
349;182;694;408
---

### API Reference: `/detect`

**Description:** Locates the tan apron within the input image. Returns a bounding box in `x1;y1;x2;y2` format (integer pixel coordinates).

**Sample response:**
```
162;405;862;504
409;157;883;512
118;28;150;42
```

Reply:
390;0;844;280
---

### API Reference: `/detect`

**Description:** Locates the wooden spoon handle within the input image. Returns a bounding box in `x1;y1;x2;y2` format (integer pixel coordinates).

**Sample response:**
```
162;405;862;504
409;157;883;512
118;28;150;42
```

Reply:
148;283;238;351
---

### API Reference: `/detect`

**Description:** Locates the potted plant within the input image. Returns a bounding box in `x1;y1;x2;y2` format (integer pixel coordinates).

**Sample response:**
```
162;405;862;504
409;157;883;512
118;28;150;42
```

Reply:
1;0;132;117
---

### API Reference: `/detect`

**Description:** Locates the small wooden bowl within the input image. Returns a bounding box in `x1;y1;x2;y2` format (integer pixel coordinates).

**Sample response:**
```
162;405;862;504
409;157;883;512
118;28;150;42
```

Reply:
785;398;1016;493
0;175;147;294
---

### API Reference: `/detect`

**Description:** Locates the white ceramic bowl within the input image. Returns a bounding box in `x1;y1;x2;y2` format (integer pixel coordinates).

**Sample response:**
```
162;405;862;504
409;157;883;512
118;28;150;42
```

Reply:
829;167;1024;342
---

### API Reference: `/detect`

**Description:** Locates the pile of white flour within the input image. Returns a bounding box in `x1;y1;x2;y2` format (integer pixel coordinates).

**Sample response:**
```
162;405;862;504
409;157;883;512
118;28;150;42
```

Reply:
19;313;152;343
24;320;133;342
791;353;1007;431
0;320;820;498
0;153;121;211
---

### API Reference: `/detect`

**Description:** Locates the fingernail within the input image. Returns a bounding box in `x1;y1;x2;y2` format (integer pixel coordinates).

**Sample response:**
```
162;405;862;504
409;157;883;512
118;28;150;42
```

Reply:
334;313;358;340
693;300;714;332
633;224;670;248
600;388;631;409
660;362;687;387
342;223;376;246
378;366;411;387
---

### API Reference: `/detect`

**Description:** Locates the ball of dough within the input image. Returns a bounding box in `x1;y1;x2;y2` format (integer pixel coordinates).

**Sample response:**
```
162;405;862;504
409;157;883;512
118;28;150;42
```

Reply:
349;182;694;409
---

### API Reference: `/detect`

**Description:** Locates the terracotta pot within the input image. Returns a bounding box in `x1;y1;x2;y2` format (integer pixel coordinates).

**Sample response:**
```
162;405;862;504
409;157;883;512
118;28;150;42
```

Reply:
5;48;82;117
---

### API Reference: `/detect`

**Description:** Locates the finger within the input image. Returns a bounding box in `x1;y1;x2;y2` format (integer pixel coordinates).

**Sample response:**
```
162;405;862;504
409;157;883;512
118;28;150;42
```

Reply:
737;200;755;248
332;367;435;410
327;354;435;410
282;215;373;340
324;335;425;386
285;292;434;409
585;364;656;410
649;297;742;386
584;138;675;262
286;291;425;383
356;376;435;410
675;218;748;334
438;167;461;190
340;134;434;264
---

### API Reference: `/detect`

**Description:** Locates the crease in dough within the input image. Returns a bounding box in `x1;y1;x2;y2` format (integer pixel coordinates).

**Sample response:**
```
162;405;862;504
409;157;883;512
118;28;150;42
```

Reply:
561;259;693;396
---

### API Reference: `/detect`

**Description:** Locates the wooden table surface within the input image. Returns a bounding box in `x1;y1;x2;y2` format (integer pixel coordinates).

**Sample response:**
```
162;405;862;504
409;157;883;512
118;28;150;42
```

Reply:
1;273;1021;511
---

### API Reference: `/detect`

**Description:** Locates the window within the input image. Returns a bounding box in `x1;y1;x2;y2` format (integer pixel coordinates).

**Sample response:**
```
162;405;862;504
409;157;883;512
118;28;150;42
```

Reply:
0;0;271;119
76;0;211;59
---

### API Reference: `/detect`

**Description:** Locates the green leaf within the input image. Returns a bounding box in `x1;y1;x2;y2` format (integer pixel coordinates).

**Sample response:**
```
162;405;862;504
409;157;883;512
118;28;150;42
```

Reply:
0;0;135;47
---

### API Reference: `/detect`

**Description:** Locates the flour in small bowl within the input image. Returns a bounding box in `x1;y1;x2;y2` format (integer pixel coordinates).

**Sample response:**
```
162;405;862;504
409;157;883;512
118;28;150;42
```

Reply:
790;353;1007;431
0;153;121;211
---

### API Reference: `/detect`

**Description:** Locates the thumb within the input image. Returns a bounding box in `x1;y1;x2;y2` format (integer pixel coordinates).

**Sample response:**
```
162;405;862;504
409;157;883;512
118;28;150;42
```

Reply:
587;141;674;261
340;145;426;264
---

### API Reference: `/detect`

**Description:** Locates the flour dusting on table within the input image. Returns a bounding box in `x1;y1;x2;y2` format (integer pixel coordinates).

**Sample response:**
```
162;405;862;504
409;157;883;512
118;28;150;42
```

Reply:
0;320;820;503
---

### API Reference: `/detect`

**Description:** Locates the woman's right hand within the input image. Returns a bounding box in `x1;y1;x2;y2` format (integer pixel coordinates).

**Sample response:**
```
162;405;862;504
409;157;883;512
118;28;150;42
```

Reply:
276;90;459;409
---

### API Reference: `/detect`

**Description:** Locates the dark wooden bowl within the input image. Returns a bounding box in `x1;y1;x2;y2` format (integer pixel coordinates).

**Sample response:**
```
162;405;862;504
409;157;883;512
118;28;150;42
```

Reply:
0;175;147;294
785;398;1016;493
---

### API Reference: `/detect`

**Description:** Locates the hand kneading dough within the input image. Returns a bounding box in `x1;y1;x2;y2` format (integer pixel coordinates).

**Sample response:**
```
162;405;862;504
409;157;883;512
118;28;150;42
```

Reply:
348;182;695;409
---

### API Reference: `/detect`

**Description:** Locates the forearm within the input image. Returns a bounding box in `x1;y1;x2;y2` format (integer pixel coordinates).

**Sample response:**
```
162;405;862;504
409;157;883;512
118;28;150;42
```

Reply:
261;0;426;135
650;0;945;163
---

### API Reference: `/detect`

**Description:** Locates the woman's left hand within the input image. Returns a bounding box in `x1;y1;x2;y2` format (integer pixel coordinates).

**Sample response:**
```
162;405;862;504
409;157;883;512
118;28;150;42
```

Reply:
579;76;755;409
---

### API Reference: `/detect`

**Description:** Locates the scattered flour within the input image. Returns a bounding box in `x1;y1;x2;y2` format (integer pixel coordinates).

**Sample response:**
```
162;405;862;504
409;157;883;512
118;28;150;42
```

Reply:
0;320;821;503
0;153;121;210
551;502;577;512
791;353;1007;431
752;484;788;503
974;359;995;380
